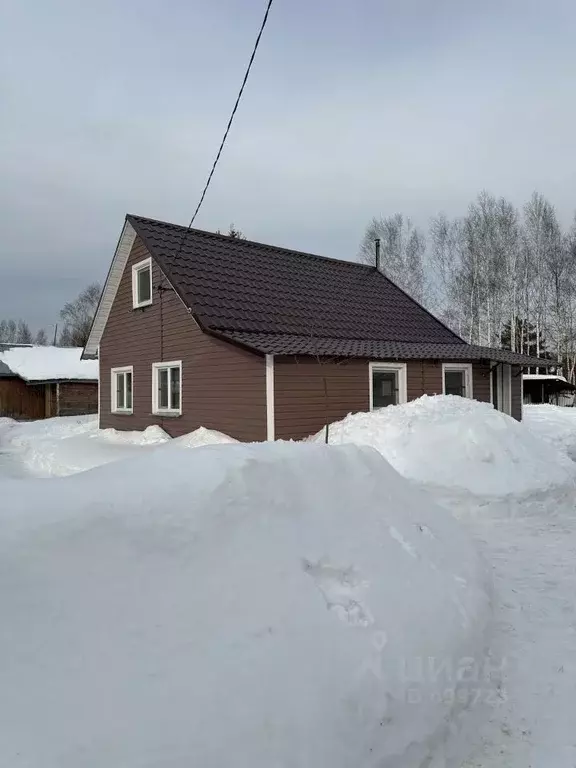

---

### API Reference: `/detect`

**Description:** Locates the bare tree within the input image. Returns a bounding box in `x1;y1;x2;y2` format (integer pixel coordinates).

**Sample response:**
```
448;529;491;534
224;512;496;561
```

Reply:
16;320;33;344
34;328;49;346
59;283;101;347
359;214;427;303
0;318;33;344
217;224;246;239
58;325;75;347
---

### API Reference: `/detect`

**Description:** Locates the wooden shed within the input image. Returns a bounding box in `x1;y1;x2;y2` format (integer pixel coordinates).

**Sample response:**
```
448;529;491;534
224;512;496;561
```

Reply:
0;345;98;420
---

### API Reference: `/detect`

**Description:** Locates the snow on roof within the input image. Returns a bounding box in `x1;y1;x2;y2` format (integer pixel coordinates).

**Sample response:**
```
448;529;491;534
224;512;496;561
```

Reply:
0;346;98;382
523;374;567;382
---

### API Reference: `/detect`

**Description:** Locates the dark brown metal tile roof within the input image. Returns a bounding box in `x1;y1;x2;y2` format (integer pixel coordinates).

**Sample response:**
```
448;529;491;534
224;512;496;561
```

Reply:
127;215;464;345
215;333;547;365
127;215;548;366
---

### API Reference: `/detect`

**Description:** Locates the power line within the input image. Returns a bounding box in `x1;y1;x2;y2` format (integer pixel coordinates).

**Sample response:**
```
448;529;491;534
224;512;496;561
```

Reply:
183;0;275;235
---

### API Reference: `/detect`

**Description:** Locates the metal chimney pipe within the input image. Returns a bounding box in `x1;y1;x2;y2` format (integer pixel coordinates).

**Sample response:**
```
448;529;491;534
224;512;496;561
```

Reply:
375;238;381;271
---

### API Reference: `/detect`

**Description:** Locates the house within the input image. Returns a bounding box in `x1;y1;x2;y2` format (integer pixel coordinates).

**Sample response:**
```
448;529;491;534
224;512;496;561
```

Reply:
83;215;547;441
0;345;98;419
523;373;576;406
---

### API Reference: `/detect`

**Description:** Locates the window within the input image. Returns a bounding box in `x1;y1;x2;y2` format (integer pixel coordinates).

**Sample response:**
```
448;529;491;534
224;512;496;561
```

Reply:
370;363;407;410
132;257;152;308
111;366;133;413
442;364;473;398
152;361;182;415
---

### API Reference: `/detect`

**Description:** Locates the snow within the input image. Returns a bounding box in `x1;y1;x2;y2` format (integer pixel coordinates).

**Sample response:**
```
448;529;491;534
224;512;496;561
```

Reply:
0;416;236;476
314;395;576;498
2;399;576;765
0;442;492;768
523;374;568;381
523;403;576;460
0;345;98;381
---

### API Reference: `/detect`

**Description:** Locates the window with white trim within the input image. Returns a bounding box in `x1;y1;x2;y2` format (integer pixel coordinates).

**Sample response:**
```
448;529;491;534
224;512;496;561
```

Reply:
111;366;133;413
370;362;407;409
152;361;182;415
132;257;152;308
442;363;473;398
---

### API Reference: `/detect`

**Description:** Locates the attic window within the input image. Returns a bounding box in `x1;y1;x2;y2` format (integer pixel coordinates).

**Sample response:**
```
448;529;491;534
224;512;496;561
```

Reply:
132;257;152;308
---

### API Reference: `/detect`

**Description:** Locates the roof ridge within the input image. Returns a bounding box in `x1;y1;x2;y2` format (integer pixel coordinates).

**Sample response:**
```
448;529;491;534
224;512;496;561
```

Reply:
127;214;375;270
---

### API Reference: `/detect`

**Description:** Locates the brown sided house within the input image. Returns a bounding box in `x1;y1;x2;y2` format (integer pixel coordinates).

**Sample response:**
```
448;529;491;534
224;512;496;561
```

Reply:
83;215;547;441
0;345;98;420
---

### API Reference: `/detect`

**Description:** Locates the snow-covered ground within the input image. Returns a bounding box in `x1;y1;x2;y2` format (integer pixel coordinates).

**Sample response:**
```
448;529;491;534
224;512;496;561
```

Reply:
314;395;576;498
0;415;236;476
523;403;576;460
0;440;491;768
1;398;576;766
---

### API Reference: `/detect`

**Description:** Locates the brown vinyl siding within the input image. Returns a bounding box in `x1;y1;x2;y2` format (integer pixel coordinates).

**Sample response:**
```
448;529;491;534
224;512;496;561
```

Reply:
99;237;266;441
511;365;522;421
274;357;368;441
274;358;495;441
472;362;492;402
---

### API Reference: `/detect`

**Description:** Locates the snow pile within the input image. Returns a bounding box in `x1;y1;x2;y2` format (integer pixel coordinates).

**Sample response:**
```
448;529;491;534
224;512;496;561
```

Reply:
171;425;238;448
0;415;110;476
99;424;171;445
0;442;492;768
0;416;238;477
523;403;576;460
316;395;576;497
0;345;98;381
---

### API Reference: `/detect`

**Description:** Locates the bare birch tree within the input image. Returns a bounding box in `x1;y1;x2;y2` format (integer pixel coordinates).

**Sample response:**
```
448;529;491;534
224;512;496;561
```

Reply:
359;214;427;302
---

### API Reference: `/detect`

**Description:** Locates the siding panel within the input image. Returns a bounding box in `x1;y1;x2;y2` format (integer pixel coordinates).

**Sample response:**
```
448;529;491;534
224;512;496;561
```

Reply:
99;237;266;441
511;365;522;421
275;358;498;441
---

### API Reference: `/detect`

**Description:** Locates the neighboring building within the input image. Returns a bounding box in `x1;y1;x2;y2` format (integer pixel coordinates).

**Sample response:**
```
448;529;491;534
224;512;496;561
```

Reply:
83;215;548;441
523;373;576;406
0;345;98;419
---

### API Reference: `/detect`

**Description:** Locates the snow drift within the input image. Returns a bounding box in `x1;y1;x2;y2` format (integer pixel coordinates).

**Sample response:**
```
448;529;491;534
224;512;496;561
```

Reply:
0;442;491;768
315;395;576;497
0;416;237;477
523;403;576;460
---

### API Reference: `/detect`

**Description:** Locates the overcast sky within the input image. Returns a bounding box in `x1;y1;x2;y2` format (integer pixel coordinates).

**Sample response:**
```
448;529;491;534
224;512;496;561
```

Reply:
2;0;576;331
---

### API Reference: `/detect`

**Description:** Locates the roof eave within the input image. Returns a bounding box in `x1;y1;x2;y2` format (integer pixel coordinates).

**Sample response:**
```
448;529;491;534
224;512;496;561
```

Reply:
82;219;137;359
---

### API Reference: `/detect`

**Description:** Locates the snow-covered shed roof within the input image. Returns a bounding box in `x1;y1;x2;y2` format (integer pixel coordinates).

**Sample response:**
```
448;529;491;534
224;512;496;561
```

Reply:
0;346;98;383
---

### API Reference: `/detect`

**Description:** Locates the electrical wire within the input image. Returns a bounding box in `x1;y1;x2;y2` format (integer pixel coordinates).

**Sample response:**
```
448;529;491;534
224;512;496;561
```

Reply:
179;0;275;244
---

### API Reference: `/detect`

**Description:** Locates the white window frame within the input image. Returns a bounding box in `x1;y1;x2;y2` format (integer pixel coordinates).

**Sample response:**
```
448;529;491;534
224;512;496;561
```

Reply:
369;362;407;410
152;360;182;415
132;257;153;309
111;366;133;414
442;363;473;398
491;362;512;415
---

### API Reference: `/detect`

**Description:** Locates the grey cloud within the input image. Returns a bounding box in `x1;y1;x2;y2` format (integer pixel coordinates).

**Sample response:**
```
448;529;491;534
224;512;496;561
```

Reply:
2;0;576;327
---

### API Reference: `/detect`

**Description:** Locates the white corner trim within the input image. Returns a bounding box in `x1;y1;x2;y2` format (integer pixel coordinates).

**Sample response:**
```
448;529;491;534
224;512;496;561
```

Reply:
369;361;407;410
152;360;182;415
442;362;474;398
111;365;134;414
266;354;275;441
131;256;153;309
97;346;101;426
83;221;137;358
